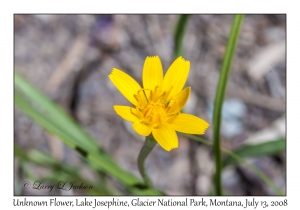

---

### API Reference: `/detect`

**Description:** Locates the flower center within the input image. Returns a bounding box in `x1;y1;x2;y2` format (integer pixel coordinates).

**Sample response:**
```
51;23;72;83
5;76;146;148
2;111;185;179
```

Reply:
133;86;177;127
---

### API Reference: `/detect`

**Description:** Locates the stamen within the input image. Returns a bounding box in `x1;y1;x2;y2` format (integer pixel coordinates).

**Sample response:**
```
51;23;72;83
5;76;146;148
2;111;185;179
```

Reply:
134;86;176;126
130;108;141;119
142;89;149;103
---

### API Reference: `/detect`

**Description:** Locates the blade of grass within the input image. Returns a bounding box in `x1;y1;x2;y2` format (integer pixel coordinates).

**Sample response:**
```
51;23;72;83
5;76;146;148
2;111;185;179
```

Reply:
15;73;105;156
174;14;190;58
212;14;244;195
14;76;162;195
15;92;161;195
15;145;114;195
221;148;284;195
223;138;286;167
184;134;284;195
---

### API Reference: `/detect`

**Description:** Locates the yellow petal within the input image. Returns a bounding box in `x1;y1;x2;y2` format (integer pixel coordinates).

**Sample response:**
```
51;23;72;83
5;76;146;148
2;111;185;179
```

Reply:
113;106;140;122
132;121;152;136
108;68;141;106
169;113;209;134
152;123;178;151
162;56;190;101
142;55;163;91
167;86;191;114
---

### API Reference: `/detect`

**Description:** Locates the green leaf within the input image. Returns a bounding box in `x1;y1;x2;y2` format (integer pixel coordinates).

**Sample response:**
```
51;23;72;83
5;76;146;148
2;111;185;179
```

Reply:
183;134;284;196
14;73;162;195
15;73;106;157
212;14;244;195
15;145;114;195
174;14;190;58
222;138;286;167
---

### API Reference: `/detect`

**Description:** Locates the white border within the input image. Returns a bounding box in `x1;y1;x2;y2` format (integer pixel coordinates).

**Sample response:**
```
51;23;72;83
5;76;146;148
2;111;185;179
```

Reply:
3;0;298;209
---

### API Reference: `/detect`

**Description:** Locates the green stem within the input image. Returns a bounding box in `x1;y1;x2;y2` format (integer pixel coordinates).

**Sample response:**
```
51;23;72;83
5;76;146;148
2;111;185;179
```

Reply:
137;135;157;187
213;14;244;196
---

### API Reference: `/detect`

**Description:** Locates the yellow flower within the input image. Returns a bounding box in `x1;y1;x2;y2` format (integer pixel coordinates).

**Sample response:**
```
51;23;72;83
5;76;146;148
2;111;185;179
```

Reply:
108;56;209;151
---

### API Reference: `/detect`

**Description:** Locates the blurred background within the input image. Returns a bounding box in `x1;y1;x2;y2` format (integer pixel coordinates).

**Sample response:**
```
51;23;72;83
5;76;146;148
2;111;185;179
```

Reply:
14;14;286;195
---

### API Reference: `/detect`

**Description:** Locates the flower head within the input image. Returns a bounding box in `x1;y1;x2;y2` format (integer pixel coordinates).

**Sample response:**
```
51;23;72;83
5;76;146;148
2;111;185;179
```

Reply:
109;56;209;151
